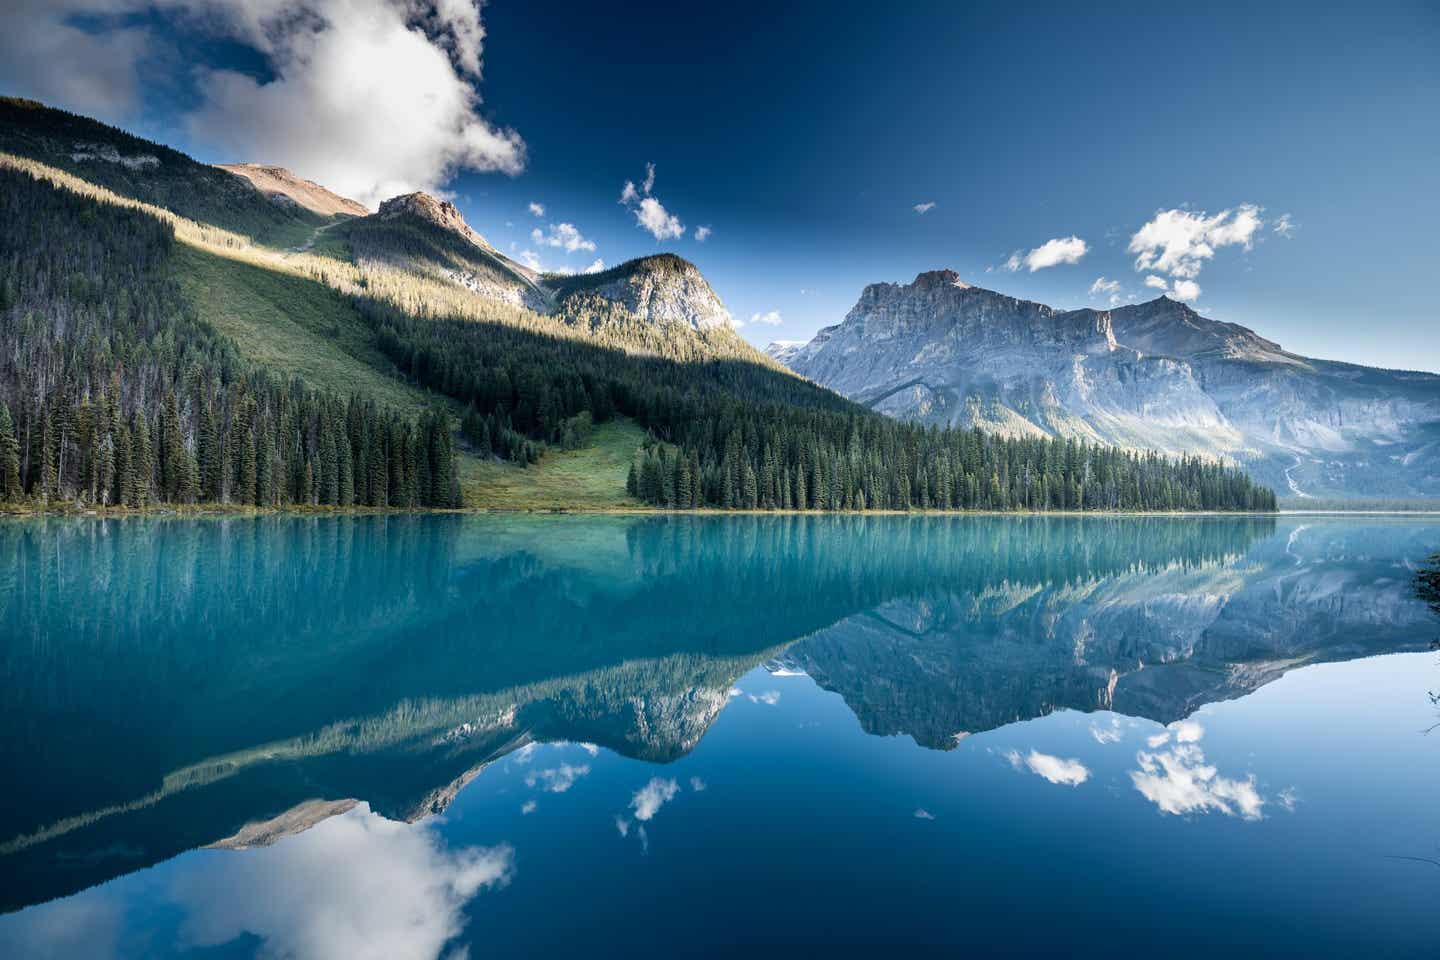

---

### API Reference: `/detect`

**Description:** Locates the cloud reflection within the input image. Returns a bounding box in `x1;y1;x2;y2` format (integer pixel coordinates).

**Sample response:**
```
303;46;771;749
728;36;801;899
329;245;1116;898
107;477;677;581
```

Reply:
1130;723;1264;820
168;805;512;960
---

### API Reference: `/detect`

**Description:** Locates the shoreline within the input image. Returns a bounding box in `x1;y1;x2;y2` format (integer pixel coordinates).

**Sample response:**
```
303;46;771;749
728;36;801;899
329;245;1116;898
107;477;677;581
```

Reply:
0;504;1392;520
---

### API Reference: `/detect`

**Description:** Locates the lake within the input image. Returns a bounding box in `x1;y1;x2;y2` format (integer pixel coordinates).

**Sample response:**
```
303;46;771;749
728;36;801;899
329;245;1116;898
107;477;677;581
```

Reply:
0;514;1437;957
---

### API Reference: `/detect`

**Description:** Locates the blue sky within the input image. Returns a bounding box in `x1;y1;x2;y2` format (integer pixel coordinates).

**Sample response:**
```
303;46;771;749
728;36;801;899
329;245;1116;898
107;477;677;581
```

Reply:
5;1;1439;370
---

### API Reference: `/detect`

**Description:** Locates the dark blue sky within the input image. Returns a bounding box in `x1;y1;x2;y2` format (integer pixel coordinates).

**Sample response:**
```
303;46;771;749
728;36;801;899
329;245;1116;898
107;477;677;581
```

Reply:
470;0;1440;366
9;1;1439;368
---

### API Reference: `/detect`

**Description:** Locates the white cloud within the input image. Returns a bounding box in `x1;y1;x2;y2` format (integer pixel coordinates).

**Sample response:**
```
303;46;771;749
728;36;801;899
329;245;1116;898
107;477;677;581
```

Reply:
167;805;512;960
1005;749;1090;786
1144;275;1170;290
0;1;153;121
913;808;936;820
634;196;684;241
630;777;680;822
1001;236;1088;272
527;201;545;217
166;0;525;209
748;689;781;705
1170;279;1201;301
520;799;537;815
1273;213;1296;238
1088;277;1124;306
1089;277;1121;298
530;222;596;253
742;311;783;329
913;201;936;215
582;258;606;274
518;249;544;272
525;763;590;793
1128;204;1263;293
1131;743;1264;820
689;777;707;792
614;816;631;838
1089;716;1124;744
695;225;712;242
619;162;685;241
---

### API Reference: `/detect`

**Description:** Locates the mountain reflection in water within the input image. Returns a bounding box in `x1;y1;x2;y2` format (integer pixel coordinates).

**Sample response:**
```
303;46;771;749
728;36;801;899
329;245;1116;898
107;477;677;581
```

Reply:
0;514;1434;918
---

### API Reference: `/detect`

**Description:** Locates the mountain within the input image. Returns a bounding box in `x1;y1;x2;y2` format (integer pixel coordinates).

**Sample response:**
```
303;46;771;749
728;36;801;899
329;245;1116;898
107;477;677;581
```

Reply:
546;253;733;331
0;96;325;245
771;270;1440;499
217;162;368;218
0;98;1272;513
340;190;553;311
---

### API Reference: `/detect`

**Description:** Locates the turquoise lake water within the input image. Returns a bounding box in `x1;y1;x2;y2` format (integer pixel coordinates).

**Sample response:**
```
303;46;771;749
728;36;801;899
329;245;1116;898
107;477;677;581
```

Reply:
0;514;1437;957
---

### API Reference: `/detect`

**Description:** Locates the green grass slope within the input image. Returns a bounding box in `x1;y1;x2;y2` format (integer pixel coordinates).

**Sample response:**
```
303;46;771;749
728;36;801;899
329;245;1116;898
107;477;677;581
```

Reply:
461;418;646;510
174;243;647;510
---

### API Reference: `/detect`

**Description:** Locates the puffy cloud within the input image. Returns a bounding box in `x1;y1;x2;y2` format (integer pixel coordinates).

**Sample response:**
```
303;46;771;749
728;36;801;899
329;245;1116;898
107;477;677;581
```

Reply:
176;0;525;208
695;225;712;242
1088;277;1123;306
1170;279;1201;301
527;201;545;217
748;689;781;704
913;201;936;215
634;197;684;241
0;1;153;121
1005;749;1090;786
525;763;591;793
520;799;537;815
1002;236;1088;272
2;0;527;208
582;258;606;274
913;808;936;820
1128;204;1263;293
518;249;544;272
630;777;680;822
167;804;512;960
1144;275;1170;290
530;222;596;253
619;162;685;241
689;777;707;792
1273;213;1296;238
1131;743;1264;820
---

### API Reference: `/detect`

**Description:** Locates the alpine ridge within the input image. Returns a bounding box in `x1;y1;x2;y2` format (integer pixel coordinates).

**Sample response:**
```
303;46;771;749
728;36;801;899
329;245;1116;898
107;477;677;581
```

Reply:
769;272;1440;500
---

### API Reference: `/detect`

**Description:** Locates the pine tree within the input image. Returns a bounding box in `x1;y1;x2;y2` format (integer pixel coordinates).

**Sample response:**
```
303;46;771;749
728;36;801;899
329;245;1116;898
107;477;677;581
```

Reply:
0;403;20;501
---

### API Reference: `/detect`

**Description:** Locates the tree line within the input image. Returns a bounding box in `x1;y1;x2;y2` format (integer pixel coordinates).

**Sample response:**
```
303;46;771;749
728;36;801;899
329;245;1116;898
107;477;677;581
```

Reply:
356;277;1276;513
0;166;460;509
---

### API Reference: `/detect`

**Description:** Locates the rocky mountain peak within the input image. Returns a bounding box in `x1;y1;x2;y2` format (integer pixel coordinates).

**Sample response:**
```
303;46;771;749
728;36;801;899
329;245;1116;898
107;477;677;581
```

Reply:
546;253;733;331
218;163;368;218
377;191;496;251
912;268;970;290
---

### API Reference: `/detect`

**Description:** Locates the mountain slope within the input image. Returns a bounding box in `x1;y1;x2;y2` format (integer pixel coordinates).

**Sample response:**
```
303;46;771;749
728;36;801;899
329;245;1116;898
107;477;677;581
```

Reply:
217;162;368;218
773;271;1440;499
0;96;323;246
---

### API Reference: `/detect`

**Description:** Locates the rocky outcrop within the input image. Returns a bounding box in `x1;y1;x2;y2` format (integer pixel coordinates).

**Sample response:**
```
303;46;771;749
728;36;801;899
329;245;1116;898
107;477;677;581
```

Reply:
545;254;733;331
219;162;368;217
774;273;1440;498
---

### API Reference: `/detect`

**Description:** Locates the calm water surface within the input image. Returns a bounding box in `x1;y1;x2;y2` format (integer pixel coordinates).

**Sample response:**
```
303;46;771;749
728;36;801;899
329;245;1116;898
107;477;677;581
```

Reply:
0;514;1437;957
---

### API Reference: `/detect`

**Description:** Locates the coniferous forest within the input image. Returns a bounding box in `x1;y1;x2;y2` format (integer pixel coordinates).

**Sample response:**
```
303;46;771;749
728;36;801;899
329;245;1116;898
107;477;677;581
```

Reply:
0;166;460;509
363;295;1277;513
0;149;1274;514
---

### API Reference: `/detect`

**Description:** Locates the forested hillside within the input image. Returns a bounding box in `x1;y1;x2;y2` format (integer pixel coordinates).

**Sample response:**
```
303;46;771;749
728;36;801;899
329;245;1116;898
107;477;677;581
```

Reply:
0;166;460;508
0;98;1276;514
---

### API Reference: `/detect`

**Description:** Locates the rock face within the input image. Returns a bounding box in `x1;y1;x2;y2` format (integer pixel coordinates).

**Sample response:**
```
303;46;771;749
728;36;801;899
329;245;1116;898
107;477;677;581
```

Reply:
773;271;1440;499
546;254;733;331
218;162;368;217
360;191;550;311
